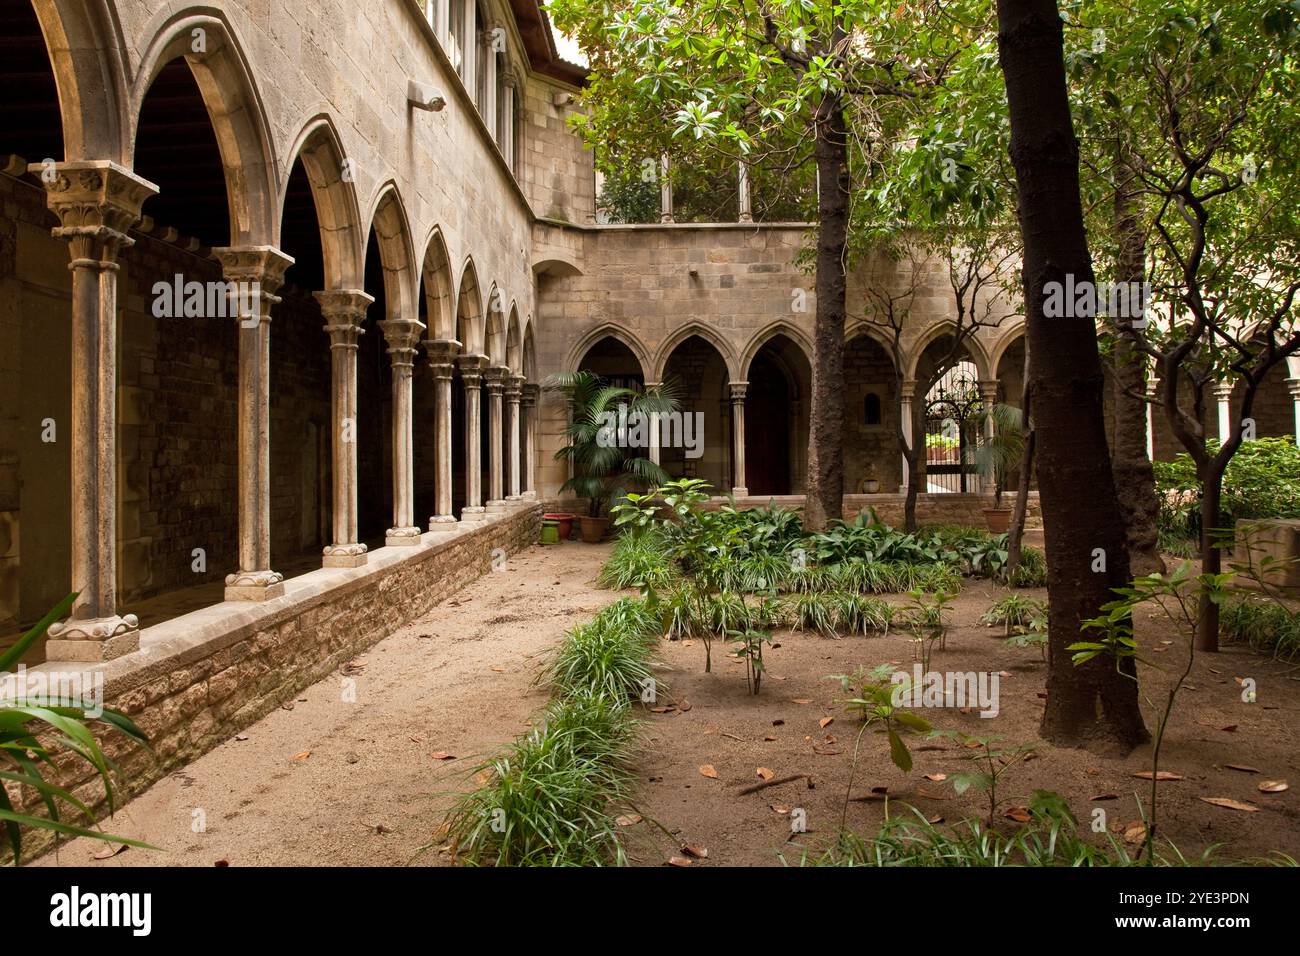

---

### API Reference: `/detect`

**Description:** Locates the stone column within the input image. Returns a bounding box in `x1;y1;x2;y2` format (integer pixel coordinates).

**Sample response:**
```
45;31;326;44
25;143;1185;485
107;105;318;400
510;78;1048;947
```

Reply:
458;353;488;520
314;290;371;568
522;383;539;497
212;245;294;601
899;380;917;495
644;381;663;466
505;374;524;500
659;153;674;223
483;365;508;511
1214;381;1234;442
978;380;1000;494
37;161;156;661
380;316;426;546
1288;379;1300;447
738;162;753;223
426;339;460;528
729;382;748;497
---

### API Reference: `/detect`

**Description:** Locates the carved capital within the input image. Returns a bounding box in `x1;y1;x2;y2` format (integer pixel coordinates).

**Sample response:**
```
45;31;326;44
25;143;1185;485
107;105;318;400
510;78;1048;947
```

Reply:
379;317;426;367
505;374;526;402
521;383;540;407
425;337;461;368
213;246;294;327
37;161;158;265
729;381;749;403
315;289;372;347
457;352;489;385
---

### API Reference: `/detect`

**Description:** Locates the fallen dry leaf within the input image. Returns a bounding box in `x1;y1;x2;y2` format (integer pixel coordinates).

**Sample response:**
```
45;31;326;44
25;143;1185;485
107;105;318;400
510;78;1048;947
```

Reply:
1131;770;1183;781
681;844;709;859
1091;793;1120;802
91;844;128;861
1225;763;1260;774
764;735;778;742
923;773;947;782
1123;822;1147;845
472;768;496;787
698;764;719;779
1259;780;1289;793
771;804;791;815
490;666;506;673
667;856;692;867
1003;806;1032;823
292;750;311;761
431;752;456;761
792;698;813;705
818;716;835;729
1200;796;1259;813
615;813;643;827
756;767;775;781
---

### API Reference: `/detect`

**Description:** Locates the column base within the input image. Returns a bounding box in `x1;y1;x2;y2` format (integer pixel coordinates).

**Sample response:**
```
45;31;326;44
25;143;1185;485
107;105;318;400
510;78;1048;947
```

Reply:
486;499;508;513
460;506;488;522
224;569;286;602
385;527;423;547
732;487;749;498
45;614;141;662
428;514;459;533
322;543;369;568
505;494;523;503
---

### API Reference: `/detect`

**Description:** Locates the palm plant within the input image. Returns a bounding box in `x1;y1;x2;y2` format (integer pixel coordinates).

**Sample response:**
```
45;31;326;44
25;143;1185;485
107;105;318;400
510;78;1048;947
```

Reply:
545;371;677;518
972;403;1027;511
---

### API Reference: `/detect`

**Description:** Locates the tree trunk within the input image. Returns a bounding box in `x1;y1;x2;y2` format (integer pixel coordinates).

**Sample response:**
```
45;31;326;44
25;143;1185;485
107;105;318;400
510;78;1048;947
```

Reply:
1111;146;1165;575
1196;464;1224;651
805;95;849;532
996;0;1148;750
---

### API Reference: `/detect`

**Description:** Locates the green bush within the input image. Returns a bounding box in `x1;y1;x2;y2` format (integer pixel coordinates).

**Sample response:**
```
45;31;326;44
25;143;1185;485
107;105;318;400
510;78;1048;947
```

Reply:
1153;437;1300;543
1220;595;1300;661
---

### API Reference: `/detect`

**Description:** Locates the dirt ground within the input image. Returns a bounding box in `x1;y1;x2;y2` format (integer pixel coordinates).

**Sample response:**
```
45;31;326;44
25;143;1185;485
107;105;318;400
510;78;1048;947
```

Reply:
35;544;1300;867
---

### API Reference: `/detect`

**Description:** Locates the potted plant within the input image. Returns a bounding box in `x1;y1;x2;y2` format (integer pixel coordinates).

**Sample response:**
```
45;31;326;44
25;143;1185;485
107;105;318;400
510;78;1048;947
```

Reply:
859;461;881;494
973;402;1027;533
545;370;676;543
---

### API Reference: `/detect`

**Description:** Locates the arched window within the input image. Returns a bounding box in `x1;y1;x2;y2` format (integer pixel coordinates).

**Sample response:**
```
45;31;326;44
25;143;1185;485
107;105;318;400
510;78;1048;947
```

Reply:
864;392;882;426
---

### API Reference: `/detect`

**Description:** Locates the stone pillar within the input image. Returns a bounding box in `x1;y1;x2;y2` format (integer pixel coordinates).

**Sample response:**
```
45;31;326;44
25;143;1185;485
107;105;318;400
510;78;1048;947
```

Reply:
427;339;460;528
460;0;476;86
978;379;1000;494
899;380;917;495
1214;381;1234;442
458;353;488;520
505;374;524;500
659;153;674;223
645;381;663;466
37;161;156;661
729;382;748;497
738;162;753;223
213;245;295;602
483;365;508;511
380;316;426;546
1288;379;1300;447
522;383;539;497
315;290;373;567
483;31;498;133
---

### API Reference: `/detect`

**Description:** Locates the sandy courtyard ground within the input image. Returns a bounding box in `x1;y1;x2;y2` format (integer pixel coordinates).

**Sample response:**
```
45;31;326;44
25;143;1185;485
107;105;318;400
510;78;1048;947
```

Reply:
37;542;621;868
35;543;1300;868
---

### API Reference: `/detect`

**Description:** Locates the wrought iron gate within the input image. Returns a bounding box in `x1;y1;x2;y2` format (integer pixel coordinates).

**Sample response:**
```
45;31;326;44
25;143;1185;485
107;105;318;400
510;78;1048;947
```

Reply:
923;364;984;493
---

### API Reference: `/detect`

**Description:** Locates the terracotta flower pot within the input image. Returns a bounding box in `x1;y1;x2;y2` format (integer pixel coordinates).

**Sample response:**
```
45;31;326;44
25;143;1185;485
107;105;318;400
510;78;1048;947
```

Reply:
544;513;576;540
579;516;609;543
983;507;1012;534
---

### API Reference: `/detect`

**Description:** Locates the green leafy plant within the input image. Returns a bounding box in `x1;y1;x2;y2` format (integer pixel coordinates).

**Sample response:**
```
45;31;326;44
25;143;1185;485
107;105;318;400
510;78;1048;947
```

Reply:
981;593;1047;636
1069;563;1235;864
786;591;841;638
904;588;954;669
726;624;772;695
0;594;155;864
932;731;1037;826
971;403;1027;511
545;371;676;518
1219;594;1300;661
834;664;933;774
547;598;661;701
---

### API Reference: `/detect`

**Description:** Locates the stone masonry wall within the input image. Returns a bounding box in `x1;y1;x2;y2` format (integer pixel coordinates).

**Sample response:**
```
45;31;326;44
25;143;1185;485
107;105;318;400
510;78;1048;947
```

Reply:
6;504;541;859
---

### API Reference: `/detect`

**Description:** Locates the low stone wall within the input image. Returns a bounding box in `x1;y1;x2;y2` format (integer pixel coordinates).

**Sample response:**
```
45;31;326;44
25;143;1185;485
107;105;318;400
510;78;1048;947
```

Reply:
1235;518;1300;595
4;503;541;853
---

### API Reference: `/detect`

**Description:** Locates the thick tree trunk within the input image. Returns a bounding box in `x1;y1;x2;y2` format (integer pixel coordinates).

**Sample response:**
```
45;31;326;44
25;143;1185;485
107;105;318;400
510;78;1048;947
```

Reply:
1111;149;1165;575
996;0;1148;750
805;96;849;532
1197;465;1224;651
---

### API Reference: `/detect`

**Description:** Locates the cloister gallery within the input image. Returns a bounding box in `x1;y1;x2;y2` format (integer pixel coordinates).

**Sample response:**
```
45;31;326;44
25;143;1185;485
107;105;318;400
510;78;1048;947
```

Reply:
1;0;1300;837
